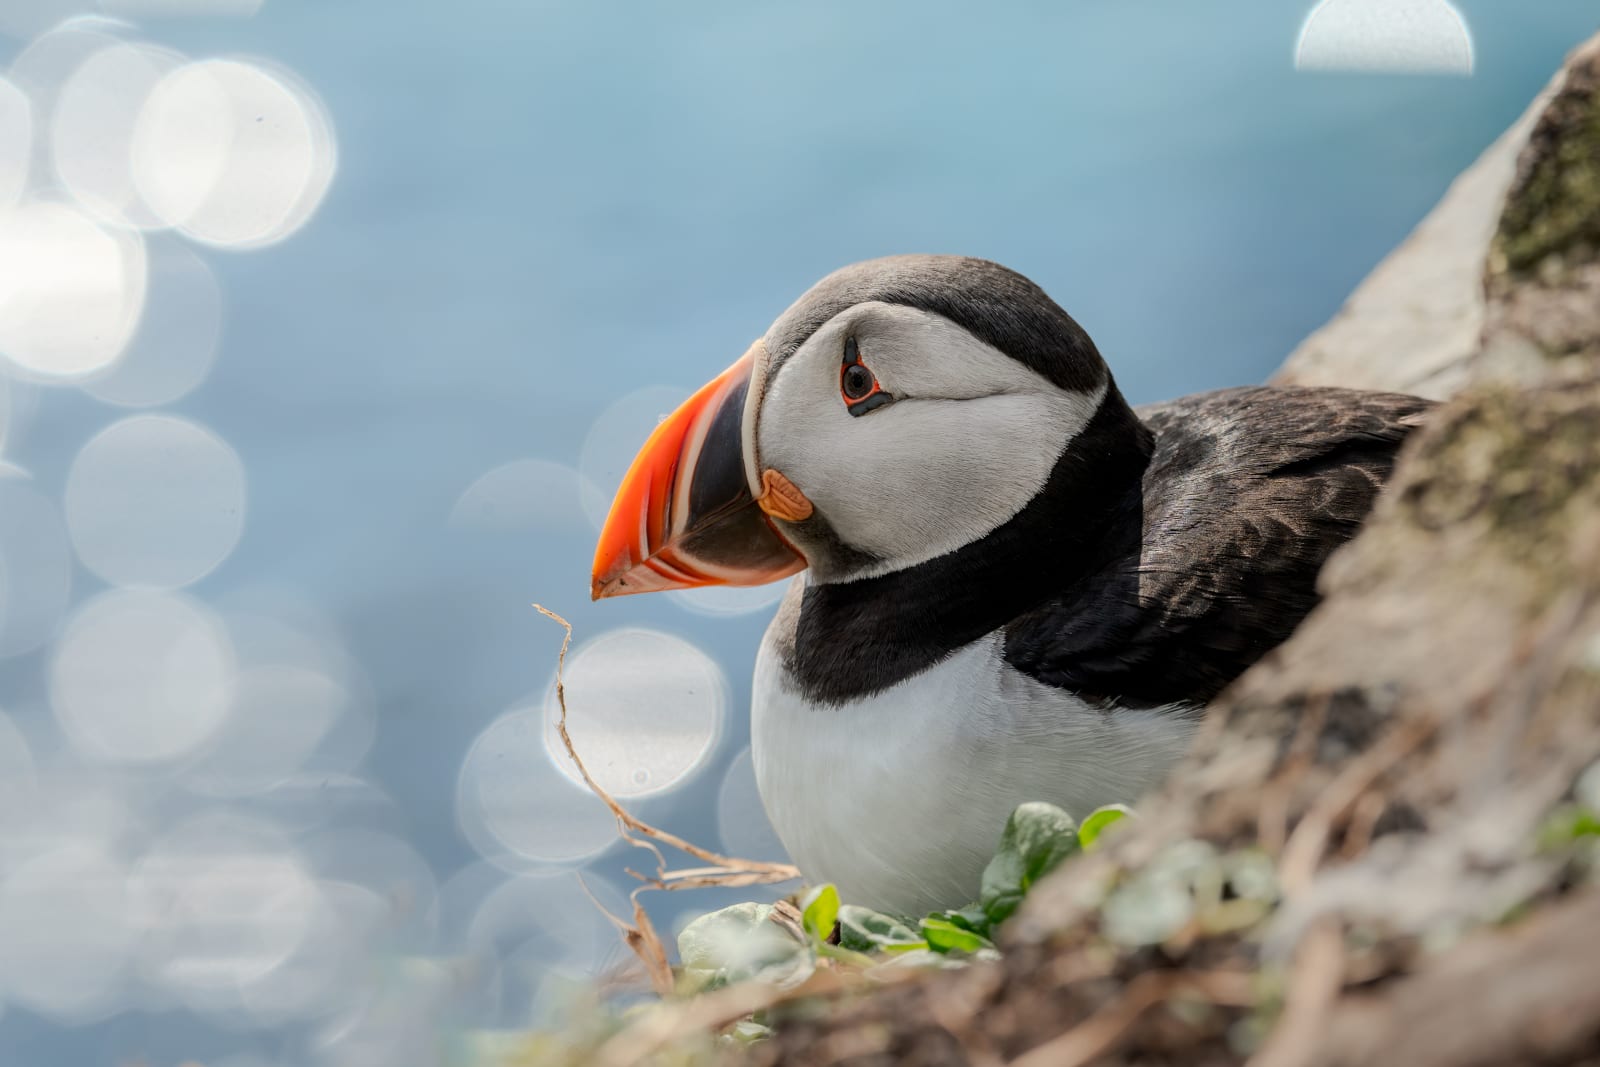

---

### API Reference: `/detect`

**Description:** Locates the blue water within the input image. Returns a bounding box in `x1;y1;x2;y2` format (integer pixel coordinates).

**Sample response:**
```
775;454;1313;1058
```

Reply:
4;1;1599;1062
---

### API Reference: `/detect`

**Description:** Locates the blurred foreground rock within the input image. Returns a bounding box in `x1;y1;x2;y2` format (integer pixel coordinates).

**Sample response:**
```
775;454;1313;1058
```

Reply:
739;29;1600;1067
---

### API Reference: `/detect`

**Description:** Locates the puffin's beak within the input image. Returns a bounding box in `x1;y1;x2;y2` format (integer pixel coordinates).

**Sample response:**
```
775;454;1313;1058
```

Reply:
591;348;805;600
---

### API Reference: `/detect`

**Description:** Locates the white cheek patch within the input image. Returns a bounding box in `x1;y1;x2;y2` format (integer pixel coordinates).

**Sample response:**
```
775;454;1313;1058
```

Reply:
757;306;1108;578
819;388;1104;576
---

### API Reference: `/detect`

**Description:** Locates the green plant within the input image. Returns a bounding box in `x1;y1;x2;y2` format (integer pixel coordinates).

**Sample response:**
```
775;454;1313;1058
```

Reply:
677;800;1134;978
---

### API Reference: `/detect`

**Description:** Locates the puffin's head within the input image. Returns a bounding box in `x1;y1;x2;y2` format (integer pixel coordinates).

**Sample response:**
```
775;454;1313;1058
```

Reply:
591;254;1145;599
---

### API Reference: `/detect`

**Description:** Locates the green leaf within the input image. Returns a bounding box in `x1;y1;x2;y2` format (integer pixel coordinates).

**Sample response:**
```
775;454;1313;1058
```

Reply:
1537;804;1600;850
920;915;994;955
676;902;811;992
801;884;840;945
722;1019;773;1046
979;801;1080;927
1077;804;1133;851
867;946;948;971
940;903;992;936
817;941;881;967
836;904;924;953
1101;870;1194;947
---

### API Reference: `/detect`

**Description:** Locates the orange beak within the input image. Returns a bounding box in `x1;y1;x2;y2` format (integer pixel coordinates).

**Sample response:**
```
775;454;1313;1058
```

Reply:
591;350;805;600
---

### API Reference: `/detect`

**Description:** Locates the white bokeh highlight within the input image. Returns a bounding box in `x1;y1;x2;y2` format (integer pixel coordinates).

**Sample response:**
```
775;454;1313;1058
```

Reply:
543;627;727;800
102;0;266;16
0;846;135;1022
717;747;789;864
451;458;594;534
129;814;318;999
235;774;396;840
0;774;143;877
301;828;439;951
184;665;347;797
464;871;631;1027
65;414;246;588
0;0;738;1053
237;879;388;1026
669;582;789;618
132;58;337;248
458;708;618;869
0;79;31;212
52;41;183;228
219;591;378;772
1297;0;1474;75
83;238;223;406
308;955;463;1067
0;4;429;1054
0;476;74;658
0;710;39;873
6;19;124;106
0;709;35;803
51;589;237;767
0;201;148;379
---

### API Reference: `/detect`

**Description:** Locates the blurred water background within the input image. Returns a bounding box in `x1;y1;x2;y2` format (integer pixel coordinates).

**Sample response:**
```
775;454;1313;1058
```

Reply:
0;1;1597;1064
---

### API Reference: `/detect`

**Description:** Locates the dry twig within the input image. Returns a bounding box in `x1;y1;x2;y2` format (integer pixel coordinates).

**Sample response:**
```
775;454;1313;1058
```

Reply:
592;968;868;1067
535;605;801;994
1246;919;1345;1067
1277;716;1436;896
1006;969;1257;1067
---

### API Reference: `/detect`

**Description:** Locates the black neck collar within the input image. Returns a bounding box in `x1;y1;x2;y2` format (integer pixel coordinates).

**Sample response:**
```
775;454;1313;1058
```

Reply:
784;393;1152;706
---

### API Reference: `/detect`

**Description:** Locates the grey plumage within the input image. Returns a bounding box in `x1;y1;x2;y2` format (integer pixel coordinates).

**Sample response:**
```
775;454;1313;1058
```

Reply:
762;255;1108;394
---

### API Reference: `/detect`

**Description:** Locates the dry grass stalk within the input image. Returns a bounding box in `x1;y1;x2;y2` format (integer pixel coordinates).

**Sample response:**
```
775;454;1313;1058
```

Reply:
1008;969;1258;1067
535;605;801;995
1276;715;1436;897
592;968;869;1067
1245;919;1345;1067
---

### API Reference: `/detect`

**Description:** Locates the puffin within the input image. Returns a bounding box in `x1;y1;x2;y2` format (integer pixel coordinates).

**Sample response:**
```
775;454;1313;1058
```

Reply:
589;255;1429;916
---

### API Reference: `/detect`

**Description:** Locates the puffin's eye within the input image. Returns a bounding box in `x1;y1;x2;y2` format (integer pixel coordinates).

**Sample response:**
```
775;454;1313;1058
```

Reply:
839;337;895;416
842;363;874;400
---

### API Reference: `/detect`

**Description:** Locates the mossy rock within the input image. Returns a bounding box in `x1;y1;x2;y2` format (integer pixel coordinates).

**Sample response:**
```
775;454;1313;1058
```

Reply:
1497;42;1600;276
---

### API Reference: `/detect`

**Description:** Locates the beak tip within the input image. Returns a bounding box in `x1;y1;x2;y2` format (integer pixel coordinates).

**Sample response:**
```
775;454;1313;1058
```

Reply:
590;570;629;601
587;349;803;601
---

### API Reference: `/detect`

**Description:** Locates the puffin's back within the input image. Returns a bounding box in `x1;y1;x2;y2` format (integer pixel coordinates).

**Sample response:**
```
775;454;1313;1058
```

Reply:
1003;386;1432;708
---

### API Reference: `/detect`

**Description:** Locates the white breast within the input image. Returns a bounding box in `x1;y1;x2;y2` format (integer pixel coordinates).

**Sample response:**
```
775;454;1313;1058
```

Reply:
750;630;1199;917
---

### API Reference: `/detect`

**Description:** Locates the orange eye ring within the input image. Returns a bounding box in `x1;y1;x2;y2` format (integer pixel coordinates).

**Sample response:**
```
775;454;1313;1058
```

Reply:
840;337;894;416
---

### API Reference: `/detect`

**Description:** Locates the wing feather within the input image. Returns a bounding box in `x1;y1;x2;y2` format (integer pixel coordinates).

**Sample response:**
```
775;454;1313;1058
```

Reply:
1003;386;1431;707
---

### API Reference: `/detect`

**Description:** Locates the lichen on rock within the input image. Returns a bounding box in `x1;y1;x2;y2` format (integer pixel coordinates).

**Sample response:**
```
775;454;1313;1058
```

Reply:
1484;36;1600;371
1496;40;1600;276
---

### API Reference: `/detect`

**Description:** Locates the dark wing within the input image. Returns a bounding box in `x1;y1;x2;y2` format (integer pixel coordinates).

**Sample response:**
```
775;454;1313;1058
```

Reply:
1003;386;1432;707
